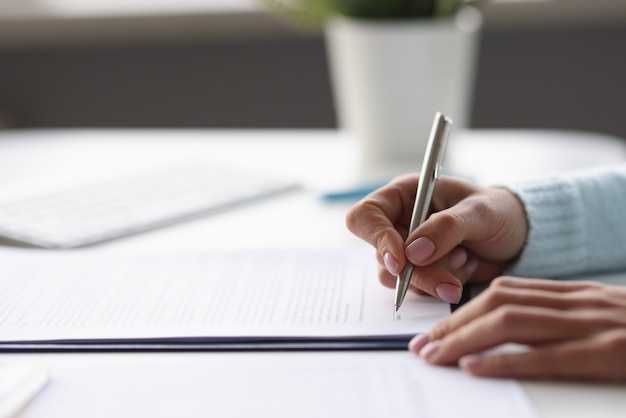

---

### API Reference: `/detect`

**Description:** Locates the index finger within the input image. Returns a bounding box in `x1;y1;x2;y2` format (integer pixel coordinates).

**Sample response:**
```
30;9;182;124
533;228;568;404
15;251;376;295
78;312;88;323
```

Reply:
345;174;420;273
428;277;606;341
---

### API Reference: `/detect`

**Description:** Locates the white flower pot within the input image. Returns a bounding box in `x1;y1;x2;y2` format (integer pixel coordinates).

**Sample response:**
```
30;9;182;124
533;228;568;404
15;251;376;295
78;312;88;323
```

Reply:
325;7;482;175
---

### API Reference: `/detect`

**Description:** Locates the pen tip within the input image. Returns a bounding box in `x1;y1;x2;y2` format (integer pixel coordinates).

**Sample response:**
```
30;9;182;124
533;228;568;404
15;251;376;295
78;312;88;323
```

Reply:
394;304;399;312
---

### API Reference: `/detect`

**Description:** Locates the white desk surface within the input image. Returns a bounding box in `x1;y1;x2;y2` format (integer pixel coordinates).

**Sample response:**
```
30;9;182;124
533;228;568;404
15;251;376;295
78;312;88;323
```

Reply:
0;128;625;417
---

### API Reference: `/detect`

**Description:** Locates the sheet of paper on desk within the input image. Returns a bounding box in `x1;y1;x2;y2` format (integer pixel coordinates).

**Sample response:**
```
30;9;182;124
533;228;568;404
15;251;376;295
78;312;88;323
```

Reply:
20;352;538;418
0;247;449;346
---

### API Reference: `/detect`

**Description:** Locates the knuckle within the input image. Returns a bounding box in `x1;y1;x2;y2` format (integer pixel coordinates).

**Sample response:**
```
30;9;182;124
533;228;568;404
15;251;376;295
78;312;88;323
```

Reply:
466;196;493;218
344;200;367;232
429;211;464;239
566;289;612;308
595;329;626;356
482;286;510;309
345;200;393;247
370;228;392;253
490;276;518;289
491;305;523;331
391;173;416;185
463;196;502;229
430;320;454;340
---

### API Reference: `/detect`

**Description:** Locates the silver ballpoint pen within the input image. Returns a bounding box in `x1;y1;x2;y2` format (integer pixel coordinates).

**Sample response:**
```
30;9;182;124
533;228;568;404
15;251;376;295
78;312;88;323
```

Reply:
394;112;453;311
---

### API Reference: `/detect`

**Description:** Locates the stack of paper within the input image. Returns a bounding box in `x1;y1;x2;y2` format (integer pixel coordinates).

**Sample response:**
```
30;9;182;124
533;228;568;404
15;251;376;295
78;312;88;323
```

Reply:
0;247;449;349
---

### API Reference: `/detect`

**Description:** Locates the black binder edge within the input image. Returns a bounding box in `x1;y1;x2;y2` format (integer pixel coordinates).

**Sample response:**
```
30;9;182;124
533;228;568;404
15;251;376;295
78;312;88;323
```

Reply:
0;288;472;353
0;340;410;353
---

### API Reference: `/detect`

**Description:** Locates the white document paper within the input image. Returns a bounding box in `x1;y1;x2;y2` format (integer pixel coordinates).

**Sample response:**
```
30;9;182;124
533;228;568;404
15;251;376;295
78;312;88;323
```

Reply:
0;248;449;344
21;352;538;418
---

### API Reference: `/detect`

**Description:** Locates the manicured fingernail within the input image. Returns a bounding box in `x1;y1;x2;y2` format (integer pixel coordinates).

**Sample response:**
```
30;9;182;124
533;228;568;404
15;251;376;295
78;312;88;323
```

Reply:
465;258;479;276
459;354;483;373
435;283;462;304
406;237;435;264
419;340;441;361
448;248;468;271
408;333;430;353
383;252;399;275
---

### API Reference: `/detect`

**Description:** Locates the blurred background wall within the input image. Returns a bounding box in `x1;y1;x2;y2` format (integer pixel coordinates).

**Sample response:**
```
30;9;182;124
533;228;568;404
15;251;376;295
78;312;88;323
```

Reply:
0;0;624;139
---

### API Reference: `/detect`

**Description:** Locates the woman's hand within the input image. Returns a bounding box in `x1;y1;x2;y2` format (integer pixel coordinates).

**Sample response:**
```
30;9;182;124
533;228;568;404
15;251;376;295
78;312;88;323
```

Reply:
410;277;626;382
345;175;528;303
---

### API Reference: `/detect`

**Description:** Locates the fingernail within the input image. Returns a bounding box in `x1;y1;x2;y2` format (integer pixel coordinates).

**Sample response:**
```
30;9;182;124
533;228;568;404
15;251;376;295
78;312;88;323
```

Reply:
408;333;430;353
459;354;483;373
383;252;399;275
435;283;462;304
448;248;468;271
465;258;479;276
419;340;441;361
406;237;435;264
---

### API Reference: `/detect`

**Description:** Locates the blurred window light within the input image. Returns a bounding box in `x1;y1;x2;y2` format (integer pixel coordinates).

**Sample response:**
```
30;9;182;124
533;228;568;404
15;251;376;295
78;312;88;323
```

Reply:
0;0;257;18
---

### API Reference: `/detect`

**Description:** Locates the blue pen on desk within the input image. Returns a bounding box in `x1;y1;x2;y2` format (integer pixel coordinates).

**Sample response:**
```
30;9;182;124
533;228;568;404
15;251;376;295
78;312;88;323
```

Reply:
395;112;452;311
320;180;390;202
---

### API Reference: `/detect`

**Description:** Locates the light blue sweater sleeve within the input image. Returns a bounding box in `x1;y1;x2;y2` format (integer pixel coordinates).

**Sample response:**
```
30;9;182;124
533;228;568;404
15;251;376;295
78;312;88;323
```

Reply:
505;164;626;278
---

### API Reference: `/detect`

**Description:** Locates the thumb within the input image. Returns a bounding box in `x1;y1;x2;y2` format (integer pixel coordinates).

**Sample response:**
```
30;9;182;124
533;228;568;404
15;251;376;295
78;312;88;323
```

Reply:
406;188;524;267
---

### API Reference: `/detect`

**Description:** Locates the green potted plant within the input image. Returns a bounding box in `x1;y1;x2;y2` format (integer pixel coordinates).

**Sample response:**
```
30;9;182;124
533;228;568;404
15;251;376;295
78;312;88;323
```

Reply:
260;0;483;176
260;0;477;28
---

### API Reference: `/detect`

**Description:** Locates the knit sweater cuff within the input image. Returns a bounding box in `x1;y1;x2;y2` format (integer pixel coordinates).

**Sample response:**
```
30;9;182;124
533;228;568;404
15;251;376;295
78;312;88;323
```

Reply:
505;177;586;278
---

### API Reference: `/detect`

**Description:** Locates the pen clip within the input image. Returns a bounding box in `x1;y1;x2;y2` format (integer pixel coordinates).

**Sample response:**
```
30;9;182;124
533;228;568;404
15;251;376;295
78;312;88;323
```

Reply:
432;114;452;181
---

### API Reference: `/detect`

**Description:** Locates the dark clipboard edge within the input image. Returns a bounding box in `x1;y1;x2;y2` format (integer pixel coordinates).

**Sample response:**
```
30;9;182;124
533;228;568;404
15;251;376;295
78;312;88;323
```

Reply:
0;287;472;353
0;340;410;353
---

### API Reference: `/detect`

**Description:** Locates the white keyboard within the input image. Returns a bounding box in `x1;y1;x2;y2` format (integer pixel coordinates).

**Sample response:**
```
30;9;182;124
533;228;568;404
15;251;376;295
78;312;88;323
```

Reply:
0;164;299;248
